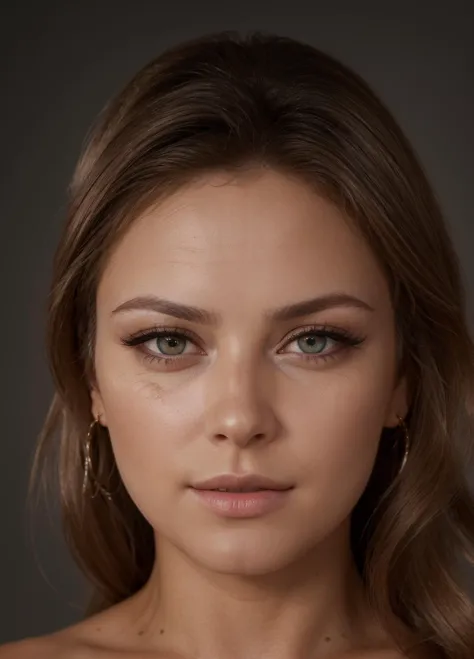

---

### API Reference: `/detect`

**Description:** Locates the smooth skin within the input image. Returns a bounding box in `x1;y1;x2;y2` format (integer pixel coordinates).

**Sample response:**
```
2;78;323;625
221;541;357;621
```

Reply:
3;168;437;658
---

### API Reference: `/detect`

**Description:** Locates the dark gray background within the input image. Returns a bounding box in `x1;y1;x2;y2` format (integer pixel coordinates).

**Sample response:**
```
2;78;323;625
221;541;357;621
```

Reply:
1;0;473;644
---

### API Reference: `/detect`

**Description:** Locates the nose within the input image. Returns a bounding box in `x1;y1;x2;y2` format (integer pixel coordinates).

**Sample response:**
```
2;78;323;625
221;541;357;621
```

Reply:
203;353;280;448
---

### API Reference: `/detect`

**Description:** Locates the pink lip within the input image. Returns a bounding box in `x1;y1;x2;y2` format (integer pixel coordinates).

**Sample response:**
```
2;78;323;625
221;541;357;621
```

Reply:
191;473;292;492
190;487;292;518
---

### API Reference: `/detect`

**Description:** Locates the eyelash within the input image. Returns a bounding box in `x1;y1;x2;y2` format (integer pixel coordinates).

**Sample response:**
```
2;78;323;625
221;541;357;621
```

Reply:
121;324;366;368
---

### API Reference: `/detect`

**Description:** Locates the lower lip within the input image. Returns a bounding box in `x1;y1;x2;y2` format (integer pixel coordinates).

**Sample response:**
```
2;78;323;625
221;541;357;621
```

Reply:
190;488;292;518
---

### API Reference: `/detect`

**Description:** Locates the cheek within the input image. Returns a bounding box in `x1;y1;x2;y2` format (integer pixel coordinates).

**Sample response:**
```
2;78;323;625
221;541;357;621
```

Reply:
286;350;396;501
93;358;204;522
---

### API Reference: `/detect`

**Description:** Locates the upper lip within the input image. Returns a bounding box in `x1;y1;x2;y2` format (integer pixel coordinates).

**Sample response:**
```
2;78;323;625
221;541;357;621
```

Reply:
191;474;293;492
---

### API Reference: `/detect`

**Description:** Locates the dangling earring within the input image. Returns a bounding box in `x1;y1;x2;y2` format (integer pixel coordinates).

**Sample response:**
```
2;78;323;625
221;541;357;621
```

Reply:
82;418;113;500
396;414;411;475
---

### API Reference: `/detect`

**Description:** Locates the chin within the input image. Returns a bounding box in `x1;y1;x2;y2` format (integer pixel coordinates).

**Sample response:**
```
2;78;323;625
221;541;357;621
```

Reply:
179;528;307;576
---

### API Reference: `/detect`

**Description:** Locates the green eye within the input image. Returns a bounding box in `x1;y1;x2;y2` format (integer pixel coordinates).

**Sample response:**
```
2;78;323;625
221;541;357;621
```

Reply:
295;334;328;354
122;324;366;368
155;335;188;356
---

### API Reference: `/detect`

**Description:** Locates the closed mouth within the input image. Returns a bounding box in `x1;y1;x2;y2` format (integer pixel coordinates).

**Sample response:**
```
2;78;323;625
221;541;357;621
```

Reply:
208;487;270;492
192;486;293;493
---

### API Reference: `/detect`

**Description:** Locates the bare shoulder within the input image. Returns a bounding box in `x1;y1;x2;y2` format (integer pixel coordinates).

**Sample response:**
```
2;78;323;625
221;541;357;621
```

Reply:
379;648;442;659
0;627;94;659
0;599;142;659
0;635;64;658
0;622;117;659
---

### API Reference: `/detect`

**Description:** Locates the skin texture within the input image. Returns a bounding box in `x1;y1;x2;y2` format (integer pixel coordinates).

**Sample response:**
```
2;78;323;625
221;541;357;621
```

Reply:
2;168;418;659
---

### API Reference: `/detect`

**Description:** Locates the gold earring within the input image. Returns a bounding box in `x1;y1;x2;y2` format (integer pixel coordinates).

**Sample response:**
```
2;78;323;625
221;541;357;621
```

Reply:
82;418;113;500
396;414;410;475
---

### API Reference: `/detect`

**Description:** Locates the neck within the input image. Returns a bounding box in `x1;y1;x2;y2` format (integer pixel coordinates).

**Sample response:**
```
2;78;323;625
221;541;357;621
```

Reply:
126;518;391;659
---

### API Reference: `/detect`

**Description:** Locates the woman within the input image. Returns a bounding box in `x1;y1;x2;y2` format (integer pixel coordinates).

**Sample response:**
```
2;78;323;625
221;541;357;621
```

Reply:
2;30;474;659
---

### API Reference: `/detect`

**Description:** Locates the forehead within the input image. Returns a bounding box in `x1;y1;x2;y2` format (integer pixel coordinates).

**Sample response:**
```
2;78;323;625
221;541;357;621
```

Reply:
98;169;390;313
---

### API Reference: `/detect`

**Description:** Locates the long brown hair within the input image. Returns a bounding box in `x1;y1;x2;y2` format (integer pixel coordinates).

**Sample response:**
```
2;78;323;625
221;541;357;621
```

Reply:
30;31;474;658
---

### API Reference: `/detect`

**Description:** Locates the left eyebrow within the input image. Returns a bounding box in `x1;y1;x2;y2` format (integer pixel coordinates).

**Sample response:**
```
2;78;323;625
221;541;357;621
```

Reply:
269;292;375;321
111;292;375;326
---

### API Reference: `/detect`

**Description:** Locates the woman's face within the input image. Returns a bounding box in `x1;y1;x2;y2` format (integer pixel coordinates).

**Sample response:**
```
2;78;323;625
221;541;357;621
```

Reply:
92;168;408;574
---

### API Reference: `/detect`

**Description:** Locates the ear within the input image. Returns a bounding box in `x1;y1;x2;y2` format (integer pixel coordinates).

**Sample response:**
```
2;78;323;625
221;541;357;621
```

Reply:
90;386;107;426
383;374;410;428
